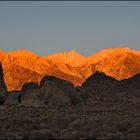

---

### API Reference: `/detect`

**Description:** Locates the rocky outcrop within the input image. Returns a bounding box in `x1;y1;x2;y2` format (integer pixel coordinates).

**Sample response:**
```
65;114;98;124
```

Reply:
82;71;120;97
21;82;39;92
20;82;71;107
40;75;84;104
0;63;8;104
14;75;84;107
82;71;140;99
0;63;7;89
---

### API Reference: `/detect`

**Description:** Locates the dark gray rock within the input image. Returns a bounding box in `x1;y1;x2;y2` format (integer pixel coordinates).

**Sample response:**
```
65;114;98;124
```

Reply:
40;75;84;104
76;86;88;100
20;81;71;107
0;63;8;105
82;71;120;97
121;73;140;90
81;71;140;99
21;82;38;92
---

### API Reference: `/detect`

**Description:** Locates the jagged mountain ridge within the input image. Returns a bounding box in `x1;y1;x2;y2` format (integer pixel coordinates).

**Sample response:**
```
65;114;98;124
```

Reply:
0;47;140;91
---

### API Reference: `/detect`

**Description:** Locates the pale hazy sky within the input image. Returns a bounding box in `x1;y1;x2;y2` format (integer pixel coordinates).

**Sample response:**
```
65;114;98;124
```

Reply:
0;1;140;56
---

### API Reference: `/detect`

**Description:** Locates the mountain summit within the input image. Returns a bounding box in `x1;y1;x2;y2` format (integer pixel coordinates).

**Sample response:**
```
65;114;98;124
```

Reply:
46;50;87;67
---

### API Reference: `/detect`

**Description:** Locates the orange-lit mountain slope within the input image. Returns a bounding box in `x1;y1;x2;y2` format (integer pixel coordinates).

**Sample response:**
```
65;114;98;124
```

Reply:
3;64;42;91
0;48;140;91
0;50;84;90
87;48;140;80
0;50;5;60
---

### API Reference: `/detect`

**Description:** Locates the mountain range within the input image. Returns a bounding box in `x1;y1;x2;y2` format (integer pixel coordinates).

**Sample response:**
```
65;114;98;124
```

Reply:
1;47;140;91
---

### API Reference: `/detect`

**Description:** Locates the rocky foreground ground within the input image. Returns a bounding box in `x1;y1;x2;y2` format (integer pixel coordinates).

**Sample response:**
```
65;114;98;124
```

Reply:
0;97;140;140
0;63;140;139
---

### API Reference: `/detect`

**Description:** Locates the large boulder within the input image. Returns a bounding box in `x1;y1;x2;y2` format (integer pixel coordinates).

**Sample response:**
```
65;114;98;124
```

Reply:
40;75;77;93
0;63;8;104
20;81;71;107
21;82;39;92
40;75;84;104
82;71;120;97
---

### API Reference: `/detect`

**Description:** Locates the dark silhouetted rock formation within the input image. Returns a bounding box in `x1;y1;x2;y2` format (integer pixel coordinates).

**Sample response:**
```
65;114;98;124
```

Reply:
82;71;120;97
0;63;8;104
40;75;84;104
18;75;85;107
21;82;39;92
20;82;71;107
82;71;140;100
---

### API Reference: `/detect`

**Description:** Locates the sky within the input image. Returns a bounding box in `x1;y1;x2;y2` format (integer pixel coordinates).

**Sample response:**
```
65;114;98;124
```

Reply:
0;1;140;56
